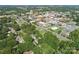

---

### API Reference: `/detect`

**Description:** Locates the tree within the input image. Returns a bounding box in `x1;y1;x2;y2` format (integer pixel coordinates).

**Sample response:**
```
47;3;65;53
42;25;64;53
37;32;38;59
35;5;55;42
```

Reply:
21;23;36;34
69;29;79;50
40;43;55;54
58;40;74;54
44;31;59;50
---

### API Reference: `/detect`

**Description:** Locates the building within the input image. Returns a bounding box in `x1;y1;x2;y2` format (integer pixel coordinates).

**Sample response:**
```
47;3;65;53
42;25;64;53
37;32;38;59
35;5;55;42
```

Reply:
16;36;25;43
36;15;45;22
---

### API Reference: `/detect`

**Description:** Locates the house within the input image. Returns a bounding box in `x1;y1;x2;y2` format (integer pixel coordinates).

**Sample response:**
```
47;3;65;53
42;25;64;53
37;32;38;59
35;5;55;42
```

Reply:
31;34;38;46
8;27;17;34
16;36;25;43
36;15;45;22
37;21;46;27
23;51;33;54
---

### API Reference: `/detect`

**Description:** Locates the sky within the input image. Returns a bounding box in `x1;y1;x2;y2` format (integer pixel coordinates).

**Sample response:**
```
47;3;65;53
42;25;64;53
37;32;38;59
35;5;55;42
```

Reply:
0;0;79;5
